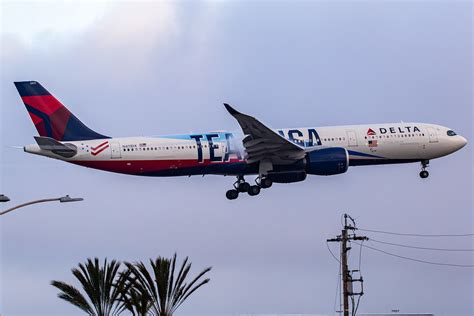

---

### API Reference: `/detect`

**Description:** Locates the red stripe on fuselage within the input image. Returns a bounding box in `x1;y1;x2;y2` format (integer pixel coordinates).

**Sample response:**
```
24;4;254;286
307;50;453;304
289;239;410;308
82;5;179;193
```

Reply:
71;158;245;175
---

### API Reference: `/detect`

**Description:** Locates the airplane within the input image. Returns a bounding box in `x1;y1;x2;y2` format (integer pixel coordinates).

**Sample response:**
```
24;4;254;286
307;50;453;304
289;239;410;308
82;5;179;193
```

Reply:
14;81;468;200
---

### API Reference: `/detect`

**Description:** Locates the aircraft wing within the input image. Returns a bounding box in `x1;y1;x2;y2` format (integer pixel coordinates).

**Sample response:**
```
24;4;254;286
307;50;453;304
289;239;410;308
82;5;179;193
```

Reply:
224;104;306;165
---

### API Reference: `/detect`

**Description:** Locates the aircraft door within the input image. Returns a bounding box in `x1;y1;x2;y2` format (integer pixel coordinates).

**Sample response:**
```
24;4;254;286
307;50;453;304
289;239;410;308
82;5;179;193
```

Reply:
110;142;122;159
426;127;438;143
346;130;358;147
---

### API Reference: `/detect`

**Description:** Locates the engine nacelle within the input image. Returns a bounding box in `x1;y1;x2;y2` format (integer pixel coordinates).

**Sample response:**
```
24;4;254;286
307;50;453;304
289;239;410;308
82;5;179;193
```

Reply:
305;147;349;175
267;171;307;183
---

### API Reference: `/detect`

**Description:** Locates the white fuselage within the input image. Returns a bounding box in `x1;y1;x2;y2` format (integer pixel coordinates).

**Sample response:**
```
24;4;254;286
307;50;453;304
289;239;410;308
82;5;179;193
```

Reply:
24;122;467;177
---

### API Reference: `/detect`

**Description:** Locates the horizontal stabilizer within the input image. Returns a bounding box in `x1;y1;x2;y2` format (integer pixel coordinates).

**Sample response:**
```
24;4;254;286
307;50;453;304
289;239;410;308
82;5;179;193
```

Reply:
34;136;77;158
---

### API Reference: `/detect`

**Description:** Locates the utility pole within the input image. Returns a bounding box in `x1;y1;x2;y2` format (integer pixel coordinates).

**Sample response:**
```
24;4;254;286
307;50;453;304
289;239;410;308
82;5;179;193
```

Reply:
328;214;368;316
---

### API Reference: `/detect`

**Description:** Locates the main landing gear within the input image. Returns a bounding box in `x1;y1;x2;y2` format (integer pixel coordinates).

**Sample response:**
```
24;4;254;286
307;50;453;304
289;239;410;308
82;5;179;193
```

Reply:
225;175;272;200
419;160;429;179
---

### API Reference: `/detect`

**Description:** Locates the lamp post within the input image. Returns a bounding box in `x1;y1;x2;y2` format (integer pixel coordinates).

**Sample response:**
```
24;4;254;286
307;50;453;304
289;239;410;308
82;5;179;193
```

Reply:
0;195;83;216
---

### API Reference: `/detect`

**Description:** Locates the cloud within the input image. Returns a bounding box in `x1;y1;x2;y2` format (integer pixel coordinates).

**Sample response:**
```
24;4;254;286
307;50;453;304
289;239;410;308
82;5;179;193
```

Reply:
1;1;472;316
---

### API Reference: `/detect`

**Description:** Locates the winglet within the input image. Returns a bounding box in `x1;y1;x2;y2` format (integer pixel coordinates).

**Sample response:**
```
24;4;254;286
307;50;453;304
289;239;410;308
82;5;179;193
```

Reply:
223;103;240;116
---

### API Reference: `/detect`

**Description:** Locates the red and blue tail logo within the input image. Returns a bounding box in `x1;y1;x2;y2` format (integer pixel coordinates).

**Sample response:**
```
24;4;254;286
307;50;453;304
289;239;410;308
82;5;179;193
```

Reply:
14;81;109;141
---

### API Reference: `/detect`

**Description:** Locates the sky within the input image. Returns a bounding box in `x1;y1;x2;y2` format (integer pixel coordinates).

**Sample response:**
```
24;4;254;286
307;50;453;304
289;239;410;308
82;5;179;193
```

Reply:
0;1;472;315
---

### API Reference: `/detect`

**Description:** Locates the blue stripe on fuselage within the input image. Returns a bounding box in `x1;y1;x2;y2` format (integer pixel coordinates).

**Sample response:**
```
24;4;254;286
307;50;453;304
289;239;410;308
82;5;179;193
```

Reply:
347;150;384;159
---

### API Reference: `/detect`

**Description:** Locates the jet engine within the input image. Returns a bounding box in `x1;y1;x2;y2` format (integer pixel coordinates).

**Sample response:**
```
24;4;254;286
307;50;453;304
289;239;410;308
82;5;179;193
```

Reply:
305;147;349;175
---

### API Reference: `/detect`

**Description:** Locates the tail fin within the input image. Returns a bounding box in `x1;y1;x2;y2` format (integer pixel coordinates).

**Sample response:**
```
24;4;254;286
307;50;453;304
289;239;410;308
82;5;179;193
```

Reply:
14;81;109;141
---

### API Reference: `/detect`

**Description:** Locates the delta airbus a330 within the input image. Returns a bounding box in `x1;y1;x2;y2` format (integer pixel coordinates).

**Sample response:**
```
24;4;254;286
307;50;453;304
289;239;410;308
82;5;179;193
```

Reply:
15;81;467;200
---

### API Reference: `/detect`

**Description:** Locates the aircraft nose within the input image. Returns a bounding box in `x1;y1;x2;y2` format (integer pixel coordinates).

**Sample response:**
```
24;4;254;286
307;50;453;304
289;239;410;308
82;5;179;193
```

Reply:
458;135;468;148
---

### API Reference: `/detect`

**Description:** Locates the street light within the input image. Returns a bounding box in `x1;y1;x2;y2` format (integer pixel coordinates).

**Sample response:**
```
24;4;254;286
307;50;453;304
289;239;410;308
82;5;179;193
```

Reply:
0;195;83;216
59;195;84;203
0;194;10;202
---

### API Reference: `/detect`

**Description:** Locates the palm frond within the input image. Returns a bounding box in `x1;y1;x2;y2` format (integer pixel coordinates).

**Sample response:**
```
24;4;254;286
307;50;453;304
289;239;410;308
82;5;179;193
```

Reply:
51;280;95;315
126;254;211;316
51;258;123;316
116;268;153;316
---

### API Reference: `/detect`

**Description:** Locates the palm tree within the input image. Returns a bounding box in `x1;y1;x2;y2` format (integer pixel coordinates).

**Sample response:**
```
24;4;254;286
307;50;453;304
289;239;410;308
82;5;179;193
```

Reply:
123;254;211;316
115;269;152;316
51;258;123;316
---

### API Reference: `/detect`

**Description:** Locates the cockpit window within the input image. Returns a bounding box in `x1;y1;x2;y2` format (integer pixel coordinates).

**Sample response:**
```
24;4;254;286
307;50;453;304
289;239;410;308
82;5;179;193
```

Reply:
447;130;457;136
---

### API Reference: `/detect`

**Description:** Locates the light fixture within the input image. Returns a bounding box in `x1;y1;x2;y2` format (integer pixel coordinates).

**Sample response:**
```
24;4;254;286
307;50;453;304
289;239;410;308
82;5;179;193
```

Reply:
59;195;84;203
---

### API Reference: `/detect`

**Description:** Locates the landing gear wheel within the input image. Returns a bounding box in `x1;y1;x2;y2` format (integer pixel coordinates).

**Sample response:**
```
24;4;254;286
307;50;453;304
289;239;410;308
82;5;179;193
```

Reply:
420;160;430;179
260;178;273;189
248;185;261;196
226;189;239;200
420;170;429;179
238;182;251;193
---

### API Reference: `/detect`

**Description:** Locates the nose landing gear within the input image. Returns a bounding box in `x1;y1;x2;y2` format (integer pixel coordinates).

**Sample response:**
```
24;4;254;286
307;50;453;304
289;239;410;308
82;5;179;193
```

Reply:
420;160;430;179
420;170;429;179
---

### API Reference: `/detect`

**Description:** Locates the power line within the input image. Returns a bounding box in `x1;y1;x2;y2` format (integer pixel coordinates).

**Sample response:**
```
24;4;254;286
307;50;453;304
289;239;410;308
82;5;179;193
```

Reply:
333;259;341;315
327;241;341;264
358;240;364;271
354;241;474;268
370;238;474;252
358;228;474;237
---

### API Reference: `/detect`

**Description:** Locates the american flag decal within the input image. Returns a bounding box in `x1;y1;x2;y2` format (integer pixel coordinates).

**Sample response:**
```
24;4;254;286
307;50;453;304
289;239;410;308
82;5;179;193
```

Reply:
368;140;378;147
